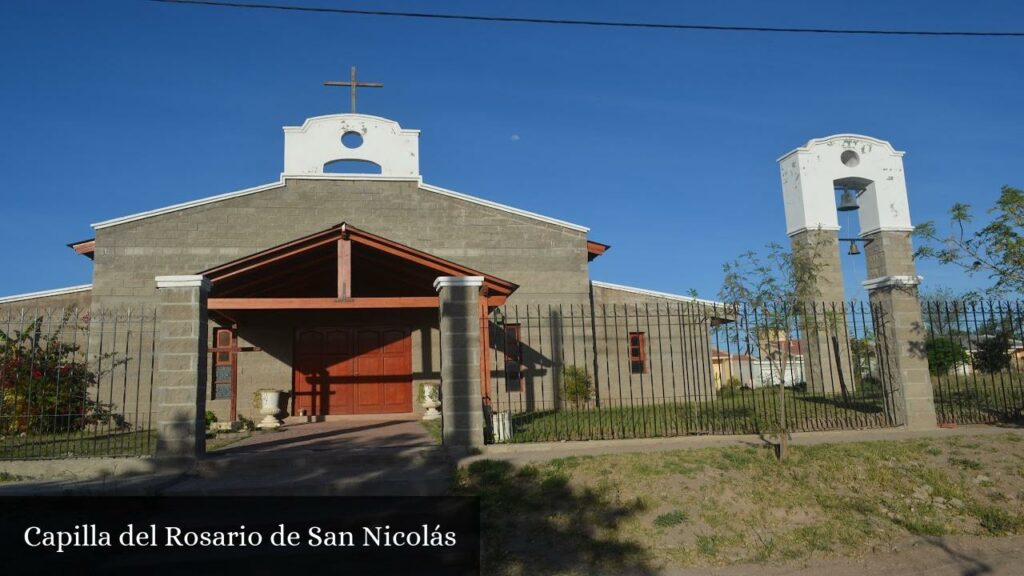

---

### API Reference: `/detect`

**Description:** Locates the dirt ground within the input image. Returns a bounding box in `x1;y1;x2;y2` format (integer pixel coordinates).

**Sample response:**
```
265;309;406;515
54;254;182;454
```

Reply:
664;533;1024;575
457;429;1024;575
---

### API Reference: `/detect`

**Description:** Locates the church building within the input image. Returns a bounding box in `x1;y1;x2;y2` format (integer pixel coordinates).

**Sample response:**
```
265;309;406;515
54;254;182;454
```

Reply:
0;80;722;429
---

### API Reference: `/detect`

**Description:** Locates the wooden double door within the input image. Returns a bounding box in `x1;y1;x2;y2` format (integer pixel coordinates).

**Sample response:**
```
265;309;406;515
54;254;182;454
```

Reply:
293;327;412;415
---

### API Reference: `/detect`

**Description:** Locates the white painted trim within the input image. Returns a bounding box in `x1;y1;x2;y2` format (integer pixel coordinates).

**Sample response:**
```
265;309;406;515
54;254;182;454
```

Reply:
434;276;485;291
155;275;211;290
92;180;287;229
280;173;422;182
0;284;91;305
92;176;589;234
591;281;724;307
419;183;589;232
858;226;917;237
861;275;923;290
786;225;842;238
283;113;421;135
777;133;905;162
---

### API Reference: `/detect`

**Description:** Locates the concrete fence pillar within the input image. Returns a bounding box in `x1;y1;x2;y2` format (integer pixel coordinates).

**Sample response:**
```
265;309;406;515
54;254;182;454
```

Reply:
790;229;854;395
434;276;485;449
154;275;210;460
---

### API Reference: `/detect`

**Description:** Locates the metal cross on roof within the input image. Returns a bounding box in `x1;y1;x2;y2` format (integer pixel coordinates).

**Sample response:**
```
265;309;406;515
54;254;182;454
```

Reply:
323;66;383;114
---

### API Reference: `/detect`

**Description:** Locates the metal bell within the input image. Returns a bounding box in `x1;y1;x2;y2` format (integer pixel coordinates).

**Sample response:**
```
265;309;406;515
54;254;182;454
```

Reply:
837;188;859;212
847;240;861;256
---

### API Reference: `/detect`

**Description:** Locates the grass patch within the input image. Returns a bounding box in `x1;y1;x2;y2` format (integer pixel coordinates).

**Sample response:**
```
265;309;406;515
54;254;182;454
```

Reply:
972;504;1024;535
458;431;1024;573
420;419;442;445
950;456;983;470
0;429;157;459
501;387;893;443
653;510;688;528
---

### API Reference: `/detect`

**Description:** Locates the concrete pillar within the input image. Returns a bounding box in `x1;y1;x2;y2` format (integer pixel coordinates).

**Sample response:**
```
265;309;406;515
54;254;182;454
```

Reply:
863;231;937;430
789;229;854;396
154;275;210;459
434;276;485;449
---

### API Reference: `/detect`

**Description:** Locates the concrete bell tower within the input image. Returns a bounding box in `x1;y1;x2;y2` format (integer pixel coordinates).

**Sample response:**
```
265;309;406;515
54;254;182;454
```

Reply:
777;134;936;429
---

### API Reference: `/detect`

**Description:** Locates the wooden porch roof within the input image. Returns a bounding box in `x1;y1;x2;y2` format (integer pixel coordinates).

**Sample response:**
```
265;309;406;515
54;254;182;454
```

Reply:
199;222;517;310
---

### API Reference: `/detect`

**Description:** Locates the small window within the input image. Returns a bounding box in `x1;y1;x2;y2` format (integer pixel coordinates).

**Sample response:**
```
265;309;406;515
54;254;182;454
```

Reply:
628;332;646;374
211;328;236;400
503;324;524;391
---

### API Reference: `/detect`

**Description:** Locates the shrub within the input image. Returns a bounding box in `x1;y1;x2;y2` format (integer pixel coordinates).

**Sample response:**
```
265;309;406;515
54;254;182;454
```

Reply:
236;414;256;431
205;410;218;429
925;337;968;375
0;315;124;434
561;365;592;406
973;333;1012;374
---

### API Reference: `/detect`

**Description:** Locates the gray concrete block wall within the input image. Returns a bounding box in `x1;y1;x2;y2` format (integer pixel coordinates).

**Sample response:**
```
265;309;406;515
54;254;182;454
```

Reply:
591;286;720;403
864;230;938;430
91;178;590;312
488;285;723;414
0;289;93;321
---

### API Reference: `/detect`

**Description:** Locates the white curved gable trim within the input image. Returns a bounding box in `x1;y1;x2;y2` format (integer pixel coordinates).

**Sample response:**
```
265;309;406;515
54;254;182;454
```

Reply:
0;284;92;305
776;133;904;162
591;281;724;307
91;176;588;232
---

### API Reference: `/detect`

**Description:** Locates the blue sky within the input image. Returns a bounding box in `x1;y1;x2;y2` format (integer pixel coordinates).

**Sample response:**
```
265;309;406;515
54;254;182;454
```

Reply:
1;0;1021;301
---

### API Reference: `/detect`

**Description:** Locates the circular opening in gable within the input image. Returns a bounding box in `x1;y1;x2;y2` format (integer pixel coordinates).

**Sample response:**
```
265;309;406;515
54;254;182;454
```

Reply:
341;131;364;149
841;150;860;168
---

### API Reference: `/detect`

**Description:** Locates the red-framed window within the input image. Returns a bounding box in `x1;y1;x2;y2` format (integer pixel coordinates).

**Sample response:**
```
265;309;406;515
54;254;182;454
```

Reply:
628;332;646;374
211;328;236;400
503;324;524;391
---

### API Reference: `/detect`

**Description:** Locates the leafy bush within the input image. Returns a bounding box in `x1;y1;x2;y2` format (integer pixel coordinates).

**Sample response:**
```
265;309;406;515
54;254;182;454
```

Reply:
0;316;123;434
973;333;1012;374
925;337;968;376
236;414;256;431
205;410;218;428
561;365;592;406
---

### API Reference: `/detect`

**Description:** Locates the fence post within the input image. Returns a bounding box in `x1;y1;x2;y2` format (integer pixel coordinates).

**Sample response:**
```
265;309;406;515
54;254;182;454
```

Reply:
863;231;937;430
154;275;210;460
434;276;485;449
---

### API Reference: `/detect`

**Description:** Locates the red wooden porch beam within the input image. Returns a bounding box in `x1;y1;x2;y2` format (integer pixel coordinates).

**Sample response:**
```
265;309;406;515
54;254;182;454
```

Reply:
338;235;352;300
208;297;439;310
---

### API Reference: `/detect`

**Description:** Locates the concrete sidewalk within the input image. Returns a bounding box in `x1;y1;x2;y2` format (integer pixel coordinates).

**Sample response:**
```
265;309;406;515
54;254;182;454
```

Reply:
463;424;1024;466
0;418;449;496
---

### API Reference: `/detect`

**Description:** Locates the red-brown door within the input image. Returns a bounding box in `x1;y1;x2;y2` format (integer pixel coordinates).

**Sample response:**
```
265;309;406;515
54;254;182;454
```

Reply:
293;327;412;415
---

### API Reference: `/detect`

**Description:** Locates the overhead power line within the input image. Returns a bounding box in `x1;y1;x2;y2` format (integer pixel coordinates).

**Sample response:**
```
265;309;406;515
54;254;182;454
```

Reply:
149;0;1024;38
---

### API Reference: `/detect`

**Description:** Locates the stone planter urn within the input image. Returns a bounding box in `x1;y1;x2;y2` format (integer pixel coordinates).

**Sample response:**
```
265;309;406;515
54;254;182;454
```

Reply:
257;389;282;430
421;383;441;421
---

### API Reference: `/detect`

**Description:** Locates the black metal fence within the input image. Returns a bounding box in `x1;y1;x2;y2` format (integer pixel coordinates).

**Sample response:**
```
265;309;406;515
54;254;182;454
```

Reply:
485;300;901;443
923;300;1024;425
0;307;157;459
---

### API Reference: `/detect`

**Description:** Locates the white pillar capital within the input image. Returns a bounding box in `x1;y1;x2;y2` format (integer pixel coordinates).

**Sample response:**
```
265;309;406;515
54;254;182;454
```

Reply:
433;276;485;292
155;275;211;291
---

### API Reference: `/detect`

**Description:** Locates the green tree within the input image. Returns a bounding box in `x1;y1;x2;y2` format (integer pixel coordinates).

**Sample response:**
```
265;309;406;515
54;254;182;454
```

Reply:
973;333;1011;374
719;237;830;459
561;365;592;407
924;337;968;376
914;186;1024;297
